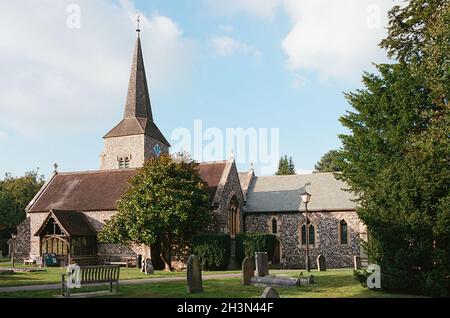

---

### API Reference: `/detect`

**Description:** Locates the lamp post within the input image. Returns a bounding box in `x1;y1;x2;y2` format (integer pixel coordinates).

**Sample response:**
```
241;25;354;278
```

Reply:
301;191;311;272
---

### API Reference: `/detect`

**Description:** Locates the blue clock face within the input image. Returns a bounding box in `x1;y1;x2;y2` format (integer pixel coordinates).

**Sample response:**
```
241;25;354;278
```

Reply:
153;143;161;157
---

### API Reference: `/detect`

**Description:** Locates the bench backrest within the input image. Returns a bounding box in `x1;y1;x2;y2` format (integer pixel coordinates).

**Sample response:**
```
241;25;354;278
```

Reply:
79;265;120;284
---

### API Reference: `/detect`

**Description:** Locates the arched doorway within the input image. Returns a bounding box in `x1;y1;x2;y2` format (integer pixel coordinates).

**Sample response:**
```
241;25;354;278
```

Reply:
272;238;281;264
228;196;240;238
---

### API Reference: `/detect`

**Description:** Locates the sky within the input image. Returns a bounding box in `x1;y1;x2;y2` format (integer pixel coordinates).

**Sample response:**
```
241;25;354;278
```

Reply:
0;0;400;179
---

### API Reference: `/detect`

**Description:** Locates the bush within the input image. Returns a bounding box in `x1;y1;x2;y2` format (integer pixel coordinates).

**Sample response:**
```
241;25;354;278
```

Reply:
0;239;8;257
353;269;370;287
192;233;231;271
236;233;277;264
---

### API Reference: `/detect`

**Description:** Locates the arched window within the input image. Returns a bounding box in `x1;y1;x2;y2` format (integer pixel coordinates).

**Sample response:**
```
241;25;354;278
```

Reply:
118;157;130;169
301;223;316;246
309;224;315;245
272;218;278;234
340;220;348;245
228;196;240;238
118;158;125;169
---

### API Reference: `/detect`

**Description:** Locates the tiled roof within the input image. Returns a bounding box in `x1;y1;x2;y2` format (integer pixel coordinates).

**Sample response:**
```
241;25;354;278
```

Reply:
198;161;227;202
238;170;254;201
27;170;138;213
244;173;357;213
27;162;228;213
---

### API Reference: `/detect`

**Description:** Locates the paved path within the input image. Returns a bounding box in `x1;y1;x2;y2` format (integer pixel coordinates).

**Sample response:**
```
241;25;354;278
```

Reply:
0;273;242;293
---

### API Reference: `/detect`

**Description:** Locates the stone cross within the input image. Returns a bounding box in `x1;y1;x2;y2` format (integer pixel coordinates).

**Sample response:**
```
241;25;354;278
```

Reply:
144;258;154;275
141;259;146;273
317;254;326;271
261;287;280;298
255;252;269;277
242;257;255;285
186;255;203;293
354;256;362;270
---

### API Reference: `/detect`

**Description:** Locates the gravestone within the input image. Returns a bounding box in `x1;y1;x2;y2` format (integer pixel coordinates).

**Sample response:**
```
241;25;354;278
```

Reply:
186;255;203;293
261;287;280;298
354;256;362;270
317;254;326;271
251;276;299;287
255;252;269;277
144;258;154;275
242;257;255;285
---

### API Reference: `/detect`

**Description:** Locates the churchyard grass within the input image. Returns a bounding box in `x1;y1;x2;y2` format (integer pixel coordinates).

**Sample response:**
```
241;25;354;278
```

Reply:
0;259;239;287
0;268;422;298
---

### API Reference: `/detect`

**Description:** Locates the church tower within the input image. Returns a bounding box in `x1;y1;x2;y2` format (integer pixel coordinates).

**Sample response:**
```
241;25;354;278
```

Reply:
100;28;170;170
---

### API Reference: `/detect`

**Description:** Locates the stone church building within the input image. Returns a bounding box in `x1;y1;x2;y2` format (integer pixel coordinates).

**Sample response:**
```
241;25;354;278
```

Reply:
15;30;366;269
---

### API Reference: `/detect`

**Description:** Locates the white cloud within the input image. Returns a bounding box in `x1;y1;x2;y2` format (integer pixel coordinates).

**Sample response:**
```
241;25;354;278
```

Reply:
203;0;282;19
281;0;399;80
211;36;261;60
0;0;194;137
0;131;7;141
204;0;398;80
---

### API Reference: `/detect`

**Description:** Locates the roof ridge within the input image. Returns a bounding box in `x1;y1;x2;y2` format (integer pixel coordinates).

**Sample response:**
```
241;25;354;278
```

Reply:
56;168;138;175
199;160;228;165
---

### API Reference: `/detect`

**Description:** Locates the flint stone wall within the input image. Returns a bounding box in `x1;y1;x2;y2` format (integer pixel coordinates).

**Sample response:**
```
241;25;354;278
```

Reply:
244;211;364;269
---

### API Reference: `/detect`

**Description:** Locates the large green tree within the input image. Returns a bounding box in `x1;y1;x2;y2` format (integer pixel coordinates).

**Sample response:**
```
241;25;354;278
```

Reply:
0;170;45;237
339;0;449;296
314;150;343;173
275;156;296;175
99;154;211;271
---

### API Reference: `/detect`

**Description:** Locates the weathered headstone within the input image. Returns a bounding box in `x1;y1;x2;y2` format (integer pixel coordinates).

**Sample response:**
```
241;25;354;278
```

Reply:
317;254;326;271
255;252;269;277
261;287;280;298
354;256;362;270
242;257;255;285
251;276;299;287
187;255;203;293
144;258;154;275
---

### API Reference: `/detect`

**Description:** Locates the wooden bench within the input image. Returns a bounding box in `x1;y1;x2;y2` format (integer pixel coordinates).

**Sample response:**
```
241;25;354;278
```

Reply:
104;256;137;268
61;265;120;297
23;259;35;266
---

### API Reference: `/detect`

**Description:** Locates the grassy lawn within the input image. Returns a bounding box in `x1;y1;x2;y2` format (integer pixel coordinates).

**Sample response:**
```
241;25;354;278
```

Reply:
0;259;238;287
0;267;422;298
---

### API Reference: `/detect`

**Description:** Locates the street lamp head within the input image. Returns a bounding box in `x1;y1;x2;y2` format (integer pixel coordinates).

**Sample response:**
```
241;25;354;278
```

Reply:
301;190;311;204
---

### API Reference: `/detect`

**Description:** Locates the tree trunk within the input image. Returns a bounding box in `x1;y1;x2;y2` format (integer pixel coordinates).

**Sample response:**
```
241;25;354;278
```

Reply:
160;235;173;272
150;239;165;270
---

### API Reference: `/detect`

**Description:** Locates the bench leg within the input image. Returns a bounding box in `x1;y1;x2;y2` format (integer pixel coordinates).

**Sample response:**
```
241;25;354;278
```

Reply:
116;280;120;293
110;281;113;292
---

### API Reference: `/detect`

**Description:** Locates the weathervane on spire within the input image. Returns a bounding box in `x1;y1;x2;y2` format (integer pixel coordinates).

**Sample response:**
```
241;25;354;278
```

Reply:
136;15;141;33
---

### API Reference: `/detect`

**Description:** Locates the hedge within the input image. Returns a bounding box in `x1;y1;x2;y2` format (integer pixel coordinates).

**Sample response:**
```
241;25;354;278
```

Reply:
192;233;231;271
236;233;277;264
0;239;8;257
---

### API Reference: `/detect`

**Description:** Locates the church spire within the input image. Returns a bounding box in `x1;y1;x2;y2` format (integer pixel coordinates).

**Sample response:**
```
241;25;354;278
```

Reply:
103;26;170;147
123;28;153;121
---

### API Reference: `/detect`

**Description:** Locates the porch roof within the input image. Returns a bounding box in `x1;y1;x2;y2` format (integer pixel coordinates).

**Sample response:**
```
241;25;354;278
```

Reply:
34;210;97;237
